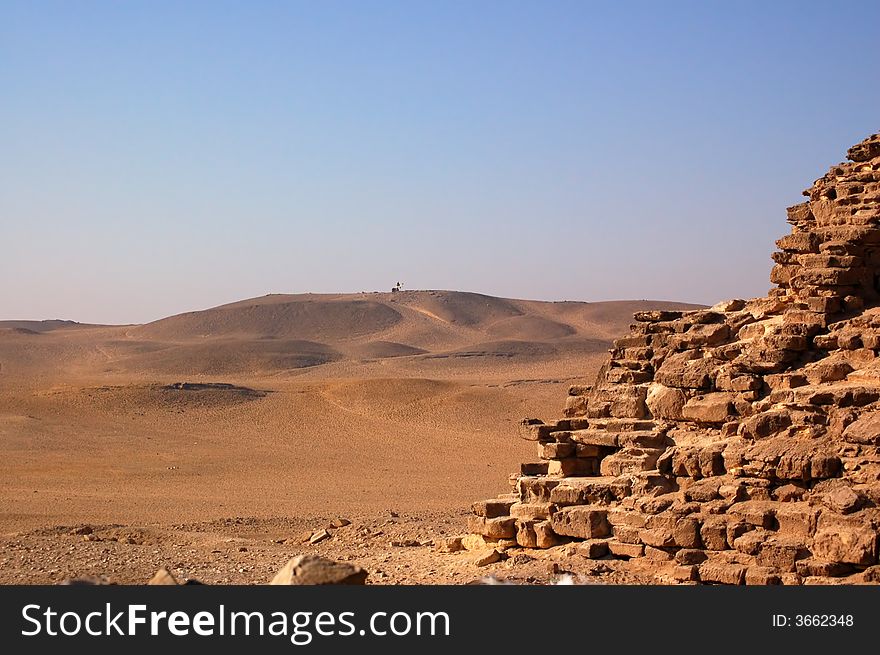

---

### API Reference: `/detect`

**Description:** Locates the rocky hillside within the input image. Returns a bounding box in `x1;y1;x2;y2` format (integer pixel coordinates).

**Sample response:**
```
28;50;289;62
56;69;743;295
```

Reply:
465;133;880;585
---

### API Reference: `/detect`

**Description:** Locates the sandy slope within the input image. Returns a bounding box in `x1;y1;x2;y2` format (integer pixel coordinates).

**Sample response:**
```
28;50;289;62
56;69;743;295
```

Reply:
0;291;701;583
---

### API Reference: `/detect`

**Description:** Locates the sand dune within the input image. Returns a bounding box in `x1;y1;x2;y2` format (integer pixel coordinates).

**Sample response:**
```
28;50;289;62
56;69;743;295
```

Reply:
1;291;701;381
137;295;403;341
351;340;428;359
0;319;99;333
485;315;576;340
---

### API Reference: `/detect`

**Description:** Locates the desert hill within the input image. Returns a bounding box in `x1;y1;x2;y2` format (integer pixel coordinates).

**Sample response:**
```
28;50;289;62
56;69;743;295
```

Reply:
0;291;703;380
136;290;701;344
0;319;98;334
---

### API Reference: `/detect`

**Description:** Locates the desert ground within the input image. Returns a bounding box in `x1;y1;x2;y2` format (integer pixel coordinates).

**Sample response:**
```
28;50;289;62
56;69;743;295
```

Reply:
0;290;700;584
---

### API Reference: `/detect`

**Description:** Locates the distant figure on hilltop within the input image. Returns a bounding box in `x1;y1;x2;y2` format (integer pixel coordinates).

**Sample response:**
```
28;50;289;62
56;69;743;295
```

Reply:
391;281;404;293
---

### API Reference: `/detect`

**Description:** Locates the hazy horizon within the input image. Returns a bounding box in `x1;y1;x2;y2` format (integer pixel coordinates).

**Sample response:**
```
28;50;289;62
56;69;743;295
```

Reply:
3;1;879;324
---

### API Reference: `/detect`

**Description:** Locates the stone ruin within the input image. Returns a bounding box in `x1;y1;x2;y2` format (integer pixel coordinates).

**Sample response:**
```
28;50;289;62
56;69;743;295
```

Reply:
467;133;880;584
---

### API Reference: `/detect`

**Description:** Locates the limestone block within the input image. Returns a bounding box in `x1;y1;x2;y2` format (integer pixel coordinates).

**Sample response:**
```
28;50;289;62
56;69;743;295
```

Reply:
812;527;878;566
645;383;687;420
681;393;737;424
550;506;610;539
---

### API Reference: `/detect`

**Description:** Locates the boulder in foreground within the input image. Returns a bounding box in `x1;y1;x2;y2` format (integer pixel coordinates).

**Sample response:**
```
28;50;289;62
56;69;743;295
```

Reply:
270;554;368;585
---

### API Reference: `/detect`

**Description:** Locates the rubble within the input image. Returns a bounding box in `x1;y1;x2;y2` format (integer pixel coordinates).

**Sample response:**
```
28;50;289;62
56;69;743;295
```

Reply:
466;133;880;585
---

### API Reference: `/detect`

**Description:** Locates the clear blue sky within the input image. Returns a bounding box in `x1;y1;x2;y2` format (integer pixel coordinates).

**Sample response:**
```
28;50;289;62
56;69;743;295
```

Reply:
2;1;878;324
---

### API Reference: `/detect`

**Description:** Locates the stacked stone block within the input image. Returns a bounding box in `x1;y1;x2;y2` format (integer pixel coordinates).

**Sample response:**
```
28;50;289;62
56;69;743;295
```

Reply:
771;132;880;314
468;133;880;584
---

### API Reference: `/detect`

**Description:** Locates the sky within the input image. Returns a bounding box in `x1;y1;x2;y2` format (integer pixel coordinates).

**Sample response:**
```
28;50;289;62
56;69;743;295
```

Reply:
1;1;878;324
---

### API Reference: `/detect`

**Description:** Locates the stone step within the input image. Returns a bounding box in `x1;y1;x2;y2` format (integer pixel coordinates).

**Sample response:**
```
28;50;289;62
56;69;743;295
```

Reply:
566;428;666;449
466;515;516;539
599;447;665;476
548;457;599;477
587;418;658;432
567;429;620;447
538;441;575;459
611;358;653;371
607;540;645;559
471;498;516;518
509;502;554;521
520;461;549;476
518;419;570;441
549;476;632;506
634;310;685;323
550;505;611;539
604;367;653;384
618;431;669;448
517;476;561;503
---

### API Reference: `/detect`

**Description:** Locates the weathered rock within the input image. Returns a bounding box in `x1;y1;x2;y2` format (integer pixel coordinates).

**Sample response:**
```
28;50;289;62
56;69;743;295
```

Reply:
470;549;503;567
147;568;179;585
472;498;517;518
539;442;575;459
635;310;685;323
682;393;737;424
60;575;114;585
727;501;776;529
655;352;717;390
520;461;549;476
745;566;782;585
795;559;853;578
639;527;676;548
467;516;516;539
437;536;465;553
812;527;878;566
515;520;538;548
672;564;700;582
461;534;509;551
550;506;610;539
756;538;802;572
563;395;588;417
774;503;818;537
739;411;792;439
843;412;880;445
700;517;729;551
550;478;628;506
645;383;687;420
599;448;661;476
547;457;597;477
699;562;746;585
673;517;702;549
533;521;561;548
589;385;650;419
519;418;553;441
823;486;862;514
675;549;708;565
576;539;610;559
509;502;554;520
607;541;644;558
270;555;368;585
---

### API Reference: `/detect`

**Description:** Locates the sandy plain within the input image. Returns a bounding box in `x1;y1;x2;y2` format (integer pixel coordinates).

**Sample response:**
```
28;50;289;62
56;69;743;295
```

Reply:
0;291;700;584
